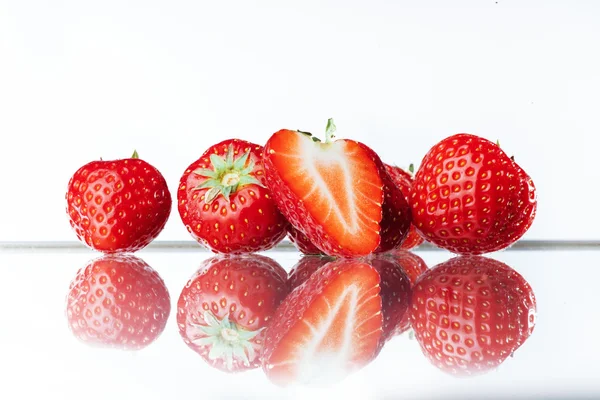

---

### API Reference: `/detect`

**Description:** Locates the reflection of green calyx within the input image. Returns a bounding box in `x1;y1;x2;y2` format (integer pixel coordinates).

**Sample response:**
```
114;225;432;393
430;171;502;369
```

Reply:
191;311;263;371
193;145;265;204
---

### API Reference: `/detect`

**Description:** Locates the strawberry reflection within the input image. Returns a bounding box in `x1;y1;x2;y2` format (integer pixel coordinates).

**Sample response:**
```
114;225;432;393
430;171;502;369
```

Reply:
410;255;536;376
65;254;171;351
177;254;288;373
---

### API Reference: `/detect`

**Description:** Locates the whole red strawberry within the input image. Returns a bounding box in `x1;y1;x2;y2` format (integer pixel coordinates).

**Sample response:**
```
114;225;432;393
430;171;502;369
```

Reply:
286;225;324;255
66;254;171;350
178;139;288;254
411;134;536;255
177;255;289;372
263;119;410;257
66;151;172;253
410;256;536;376
384;163;425;250
261;259;383;386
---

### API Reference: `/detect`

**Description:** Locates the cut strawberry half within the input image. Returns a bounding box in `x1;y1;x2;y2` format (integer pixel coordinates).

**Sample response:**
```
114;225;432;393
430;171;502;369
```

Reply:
263;120;384;256
261;259;383;386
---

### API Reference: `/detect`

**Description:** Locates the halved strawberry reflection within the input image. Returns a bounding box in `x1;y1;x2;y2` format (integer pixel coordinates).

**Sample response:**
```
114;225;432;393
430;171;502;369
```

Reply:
410;256;536;376
177;254;288;372
66;254;171;350
261;259;384;387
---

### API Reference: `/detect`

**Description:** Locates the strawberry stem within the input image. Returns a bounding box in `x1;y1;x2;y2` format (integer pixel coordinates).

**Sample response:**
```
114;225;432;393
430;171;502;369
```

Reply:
325;118;337;143
131;150;139;159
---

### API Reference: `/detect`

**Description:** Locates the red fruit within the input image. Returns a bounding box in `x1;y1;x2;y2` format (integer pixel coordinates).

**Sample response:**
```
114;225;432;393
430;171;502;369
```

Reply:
264;119;396;257
383;250;429;335
384;163;425;250
286;225;324;255
66;254;171;350
411;134;537;255
66;151;172;253
287;255;335;291
178;139;288;254
261;259;383;386
410;256;536;376
177;255;289;372
366;256;411;343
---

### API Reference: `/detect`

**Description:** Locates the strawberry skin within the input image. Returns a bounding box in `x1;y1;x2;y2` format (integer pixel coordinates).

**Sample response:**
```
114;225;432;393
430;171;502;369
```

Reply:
178;139;288;254
66;254;171;350
410;256;536;376
411;134;537;255
384;164;425;250
261;259;383;386
177;255;289;372
287;255;335;291
286;225;324;255
66;154;171;253
263;125;384;257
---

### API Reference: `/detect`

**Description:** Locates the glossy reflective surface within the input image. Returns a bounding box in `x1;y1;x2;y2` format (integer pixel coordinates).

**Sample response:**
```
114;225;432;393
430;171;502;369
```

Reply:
1;246;598;399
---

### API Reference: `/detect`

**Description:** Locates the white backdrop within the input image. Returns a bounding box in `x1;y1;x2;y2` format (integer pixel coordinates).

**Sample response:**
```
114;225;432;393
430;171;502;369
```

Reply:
1;0;598;242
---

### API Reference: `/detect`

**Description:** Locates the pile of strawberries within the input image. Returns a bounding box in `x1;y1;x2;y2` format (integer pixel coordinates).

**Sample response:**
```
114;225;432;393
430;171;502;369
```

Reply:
65;119;538;385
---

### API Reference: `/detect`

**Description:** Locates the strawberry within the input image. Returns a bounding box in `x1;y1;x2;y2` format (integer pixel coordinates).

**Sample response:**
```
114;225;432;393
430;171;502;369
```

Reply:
263;119;410;257
410;256;536;376
384;163;425;250
261;259;383;386
177;254;289;372
66;151;172;253
382;249;429;335
66;254;171;350
177;139;288;254
411;134;537;255
286;225;324;255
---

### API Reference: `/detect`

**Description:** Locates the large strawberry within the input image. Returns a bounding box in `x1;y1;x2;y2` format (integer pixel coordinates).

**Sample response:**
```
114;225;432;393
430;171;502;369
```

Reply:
178;139;288;254
263;119;410;257
261;259;383;386
66;151;171;253
411;134;537;255
66;254;171;350
410;256;536;376
177;254;289;372
384;163;425;250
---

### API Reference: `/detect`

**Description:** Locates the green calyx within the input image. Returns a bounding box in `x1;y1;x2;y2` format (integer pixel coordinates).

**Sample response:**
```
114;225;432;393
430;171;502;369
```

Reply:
193;145;265;204
191;311;263;371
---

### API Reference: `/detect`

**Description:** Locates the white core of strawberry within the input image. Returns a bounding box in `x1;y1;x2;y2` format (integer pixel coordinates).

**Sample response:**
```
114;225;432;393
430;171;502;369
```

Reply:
292;284;377;385
190;311;263;371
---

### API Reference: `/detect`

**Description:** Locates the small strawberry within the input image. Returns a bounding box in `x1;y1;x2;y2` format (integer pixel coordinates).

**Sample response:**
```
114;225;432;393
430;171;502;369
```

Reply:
410;256;536;376
177;139;288;254
66;254;171;350
382;249;429;335
263;119;410;257
384;163;425;250
66;151;172;253
411;134;537;255
286;225;324;255
261;259;383;386
177;255;289;372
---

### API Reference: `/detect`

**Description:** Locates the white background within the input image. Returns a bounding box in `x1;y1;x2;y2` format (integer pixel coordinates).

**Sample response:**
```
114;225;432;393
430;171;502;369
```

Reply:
1;0;598;242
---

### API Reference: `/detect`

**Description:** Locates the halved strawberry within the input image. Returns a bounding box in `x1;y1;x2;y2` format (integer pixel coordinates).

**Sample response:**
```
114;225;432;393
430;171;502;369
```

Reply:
261;259;383;386
263;120;385;257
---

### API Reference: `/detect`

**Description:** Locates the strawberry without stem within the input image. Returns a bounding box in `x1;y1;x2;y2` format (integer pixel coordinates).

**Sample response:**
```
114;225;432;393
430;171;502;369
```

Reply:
178;139;288;254
66;151;171;253
410;256;536;376
177;255;289;372
411;133;537;255
66;254;171;350
262;259;383;386
384;163;425;250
